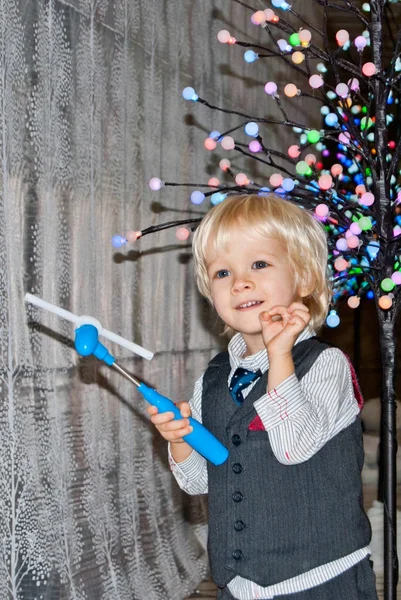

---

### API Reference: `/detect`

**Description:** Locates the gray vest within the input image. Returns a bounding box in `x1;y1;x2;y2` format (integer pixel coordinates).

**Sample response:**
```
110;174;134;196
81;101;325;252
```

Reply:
202;338;371;588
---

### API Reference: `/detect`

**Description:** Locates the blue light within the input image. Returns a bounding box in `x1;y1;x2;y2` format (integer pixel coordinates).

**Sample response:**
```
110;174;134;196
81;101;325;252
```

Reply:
282;178;295;191
190;190;205;204
326;311;340;328
244;50;258;63
209;130;221;140
211;192;227;205
244;122;259;137
325;113;339;127
367;290;374;299
182;87;198;101
112;235;127;248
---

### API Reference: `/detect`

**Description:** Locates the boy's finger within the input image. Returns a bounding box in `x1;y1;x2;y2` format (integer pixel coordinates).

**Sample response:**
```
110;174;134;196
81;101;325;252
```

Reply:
151;411;178;425
287;302;309;314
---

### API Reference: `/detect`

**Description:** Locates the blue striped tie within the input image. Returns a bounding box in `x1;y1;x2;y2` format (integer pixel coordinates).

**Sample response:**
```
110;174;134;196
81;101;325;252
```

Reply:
229;367;262;406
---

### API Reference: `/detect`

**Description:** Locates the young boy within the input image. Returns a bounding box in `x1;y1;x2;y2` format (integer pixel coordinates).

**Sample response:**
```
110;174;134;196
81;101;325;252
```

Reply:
148;194;378;600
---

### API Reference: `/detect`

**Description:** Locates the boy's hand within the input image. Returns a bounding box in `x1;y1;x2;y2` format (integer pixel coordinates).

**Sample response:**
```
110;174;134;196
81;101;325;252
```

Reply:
259;302;310;357
147;401;193;444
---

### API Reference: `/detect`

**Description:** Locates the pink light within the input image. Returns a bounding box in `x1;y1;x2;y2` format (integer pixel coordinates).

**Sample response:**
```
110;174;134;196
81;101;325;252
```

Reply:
315;203;329;217
391;272;401;285
348;77;360;92
264;9;275;21
299;29;312;43
219;158;231;171
347;235;359;249
335;83;349;98
355;184;366;196
339;132;351;145
359;192;375;206
336;29;349;46
264;81;278;95
235;172;249;186
176;227;191;241
269;173;283;187
350;222;362;235
309;74;324;89
251;10;266;24
362;62;377;77
347;296;360;309
284;83;299;98
221;136;235;150
149;177;162;191
331;164;343;176
305;153;316;165
208;177;220;187
217;30;230;43
125;230;142;243
334;257;349;271
204;137;217;150
318;174;333;190
288;145;301;158
354;36;367;50
249;140;262;153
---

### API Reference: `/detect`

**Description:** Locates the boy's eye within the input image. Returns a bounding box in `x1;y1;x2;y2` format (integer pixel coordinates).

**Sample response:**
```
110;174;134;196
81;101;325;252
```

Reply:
215;269;230;279
252;261;269;269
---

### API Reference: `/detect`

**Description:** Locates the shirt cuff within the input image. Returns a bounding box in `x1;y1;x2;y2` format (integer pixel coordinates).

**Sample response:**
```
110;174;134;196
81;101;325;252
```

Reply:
253;372;307;430
168;444;205;487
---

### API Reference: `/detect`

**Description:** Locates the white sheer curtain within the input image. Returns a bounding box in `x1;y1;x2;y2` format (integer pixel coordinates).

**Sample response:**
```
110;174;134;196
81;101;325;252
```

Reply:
0;1;319;598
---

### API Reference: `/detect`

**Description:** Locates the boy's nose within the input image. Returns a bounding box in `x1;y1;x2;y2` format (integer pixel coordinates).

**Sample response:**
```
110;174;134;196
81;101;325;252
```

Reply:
232;279;254;294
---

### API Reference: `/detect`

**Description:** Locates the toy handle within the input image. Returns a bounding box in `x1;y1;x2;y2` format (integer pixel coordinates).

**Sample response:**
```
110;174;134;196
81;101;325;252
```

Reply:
138;383;229;466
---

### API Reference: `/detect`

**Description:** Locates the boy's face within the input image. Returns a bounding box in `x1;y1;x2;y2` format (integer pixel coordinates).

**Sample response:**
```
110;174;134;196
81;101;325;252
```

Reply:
206;227;300;355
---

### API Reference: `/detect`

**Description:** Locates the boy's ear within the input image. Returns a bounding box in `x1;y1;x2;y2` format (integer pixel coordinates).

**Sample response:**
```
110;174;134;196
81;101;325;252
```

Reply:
297;278;313;299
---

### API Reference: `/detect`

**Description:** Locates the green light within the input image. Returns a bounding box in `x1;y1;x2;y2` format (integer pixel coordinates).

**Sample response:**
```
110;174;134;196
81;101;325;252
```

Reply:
365;168;371;175
360;117;374;131
381;278;395;292
289;33;301;47
295;160;309;175
307;130;320;144
358;216;372;231
362;106;368;113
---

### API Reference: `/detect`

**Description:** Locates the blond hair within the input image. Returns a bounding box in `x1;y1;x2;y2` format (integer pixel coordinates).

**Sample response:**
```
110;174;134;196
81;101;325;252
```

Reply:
192;193;331;331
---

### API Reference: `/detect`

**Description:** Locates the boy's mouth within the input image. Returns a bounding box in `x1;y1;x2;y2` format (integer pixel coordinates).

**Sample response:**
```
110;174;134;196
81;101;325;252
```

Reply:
236;300;263;310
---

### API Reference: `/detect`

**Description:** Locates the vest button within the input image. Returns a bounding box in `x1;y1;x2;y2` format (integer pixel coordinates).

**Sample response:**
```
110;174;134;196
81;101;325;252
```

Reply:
232;491;243;502
234;520;245;531
232;434;241;446
232;549;243;560
232;463;243;474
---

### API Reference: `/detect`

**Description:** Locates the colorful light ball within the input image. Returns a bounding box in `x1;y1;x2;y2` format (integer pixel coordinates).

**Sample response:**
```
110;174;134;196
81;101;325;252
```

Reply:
125;231;141;243
149;177;163;191
264;9;276;21
208;177;220;187
326;311;340;328
249;140;262;153
315;203;329;217
277;39;289;52
359;192;375;206
355;184;366;196
289;33;301;46
391;272;401;285
335;83;349;98
318;174;333;190
348;77;360;91
292;51;305;65
358;216;372;230
362;62;377;77
211;192;226;205
221;136;235;150
190;190;205;204
350;222;362;235
235;173;249;186
219;158;231;171
336;30;349;46
347;235;359;249
325;113;339;127
204;137;217;150
334;257;349;271
244;50;258;63
282;178;295;191
348;296;360;309
336;238;348;251
299;29;312;43
288;145;301;158
309;74;324;89
264;81;278;95
305;153;317;165
354;36;367;50
112;235;127;248
339;132;351;145
284;83;299;97
381;278;396;292
378;295;393;310
295;161;309;175
245;122;259;136
331;164;343;176
217;29;231;43
307;130;320;144
251;10;266;24
269;173;284;187
176;227;191;241
182;87;198;101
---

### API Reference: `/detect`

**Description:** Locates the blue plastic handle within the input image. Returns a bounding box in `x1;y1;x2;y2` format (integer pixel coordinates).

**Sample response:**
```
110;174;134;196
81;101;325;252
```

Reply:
138;383;229;466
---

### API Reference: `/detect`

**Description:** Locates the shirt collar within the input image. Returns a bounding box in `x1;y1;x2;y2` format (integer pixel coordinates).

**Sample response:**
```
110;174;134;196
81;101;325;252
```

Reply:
227;328;315;374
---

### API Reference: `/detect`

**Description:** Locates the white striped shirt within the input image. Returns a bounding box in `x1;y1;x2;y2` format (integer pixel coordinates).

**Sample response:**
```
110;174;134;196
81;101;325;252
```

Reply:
169;329;370;599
